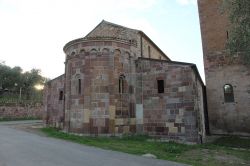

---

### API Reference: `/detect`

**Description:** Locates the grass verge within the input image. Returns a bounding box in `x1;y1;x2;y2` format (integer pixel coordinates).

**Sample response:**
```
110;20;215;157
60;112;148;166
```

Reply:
41;127;250;166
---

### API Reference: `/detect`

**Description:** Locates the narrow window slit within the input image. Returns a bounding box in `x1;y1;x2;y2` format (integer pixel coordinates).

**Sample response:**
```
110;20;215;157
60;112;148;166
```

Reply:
157;80;164;93
59;90;63;100
78;79;81;94
119;75;125;94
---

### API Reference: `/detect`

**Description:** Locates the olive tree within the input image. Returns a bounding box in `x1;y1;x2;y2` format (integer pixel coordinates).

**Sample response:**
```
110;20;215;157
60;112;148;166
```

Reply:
224;0;250;64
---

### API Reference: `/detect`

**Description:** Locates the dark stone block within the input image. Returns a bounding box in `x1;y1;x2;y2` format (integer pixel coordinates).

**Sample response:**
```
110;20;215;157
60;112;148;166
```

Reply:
156;127;164;132
129;125;136;133
166;103;176;109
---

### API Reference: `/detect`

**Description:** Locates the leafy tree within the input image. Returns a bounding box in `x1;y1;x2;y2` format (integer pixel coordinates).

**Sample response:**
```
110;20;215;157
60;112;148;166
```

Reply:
22;69;45;98
224;0;250;64
0;62;46;100
0;63;14;89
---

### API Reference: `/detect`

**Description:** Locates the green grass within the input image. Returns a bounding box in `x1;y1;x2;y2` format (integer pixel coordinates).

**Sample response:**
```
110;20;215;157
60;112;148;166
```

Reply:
41;128;250;166
0;117;41;122
213;136;250;149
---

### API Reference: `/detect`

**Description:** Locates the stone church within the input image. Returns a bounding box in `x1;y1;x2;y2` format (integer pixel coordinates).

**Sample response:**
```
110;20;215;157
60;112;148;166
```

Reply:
44;0;250;144
44;20;206;143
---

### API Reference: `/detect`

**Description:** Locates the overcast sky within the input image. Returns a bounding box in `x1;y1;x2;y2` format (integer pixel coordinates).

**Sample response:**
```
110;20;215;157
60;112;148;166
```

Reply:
0;0;204;82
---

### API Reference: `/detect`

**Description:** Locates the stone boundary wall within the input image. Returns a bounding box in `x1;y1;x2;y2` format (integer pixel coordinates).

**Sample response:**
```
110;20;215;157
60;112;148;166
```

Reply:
0;104;43;119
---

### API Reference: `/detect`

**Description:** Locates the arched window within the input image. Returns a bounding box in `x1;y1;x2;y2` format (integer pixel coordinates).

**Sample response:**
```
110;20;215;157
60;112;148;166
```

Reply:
90;49;97;55
102;48;109;55
71;51;76;56
125;51;130;57
119;75;125;94
114;49;121;56
79;49;85;58
80;49;85;54
224;84;234;103
114;49;121;64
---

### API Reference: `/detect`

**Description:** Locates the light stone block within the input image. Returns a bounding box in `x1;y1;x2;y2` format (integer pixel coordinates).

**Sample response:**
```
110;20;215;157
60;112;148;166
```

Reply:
83;109;90;123
76;68;81;74
179;108;185;116
136;119;143;125
130;118;136;125
175;115;183;123
165;122;174;128
181;127;185;133
136;104;143;120
115;127;118;133
115;118;124;125
123;126;129;133
109;106;116;119
178;86;187;92
123;118;129;125
169;127;178;133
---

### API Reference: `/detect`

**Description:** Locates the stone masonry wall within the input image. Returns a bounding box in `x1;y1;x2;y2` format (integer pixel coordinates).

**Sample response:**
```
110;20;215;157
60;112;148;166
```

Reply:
204;53;250;135
43;75;64;128
191;68;206;141
137;58;205;143
64;39;138;135
198;0;250;135
198;0;229;54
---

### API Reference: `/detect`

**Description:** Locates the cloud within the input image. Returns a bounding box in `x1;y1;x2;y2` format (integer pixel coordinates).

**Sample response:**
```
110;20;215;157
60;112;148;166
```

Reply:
176;0;196;5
